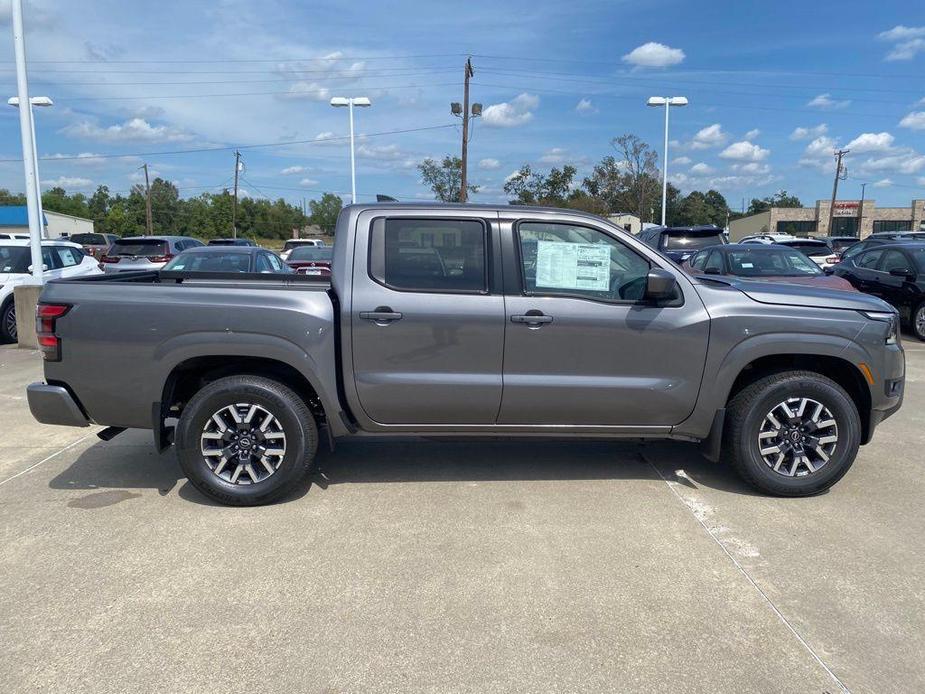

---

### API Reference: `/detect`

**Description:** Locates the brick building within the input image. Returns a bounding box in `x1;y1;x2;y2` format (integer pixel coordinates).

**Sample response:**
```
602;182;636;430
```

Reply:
729;199;925;241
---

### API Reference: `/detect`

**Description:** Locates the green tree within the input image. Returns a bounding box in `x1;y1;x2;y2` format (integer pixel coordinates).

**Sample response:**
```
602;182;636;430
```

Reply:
308;193;343;234
0;188;26;206
504;164;581;207
418;156;478;202
746;190;802;216
41;187;90;218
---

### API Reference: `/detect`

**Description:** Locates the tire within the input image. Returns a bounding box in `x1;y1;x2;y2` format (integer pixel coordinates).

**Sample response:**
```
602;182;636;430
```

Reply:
912;302;925;342
0;298;15;344
175;375;318;506
722;370;861;497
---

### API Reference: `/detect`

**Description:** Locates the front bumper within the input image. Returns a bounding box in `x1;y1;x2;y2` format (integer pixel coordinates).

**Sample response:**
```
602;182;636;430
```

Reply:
27;383;90;427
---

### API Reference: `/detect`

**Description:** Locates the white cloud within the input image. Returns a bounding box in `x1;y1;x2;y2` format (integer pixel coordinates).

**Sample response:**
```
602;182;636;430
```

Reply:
575;98;597;114
481;93;539;128
622;42;685;68
719;141;770;162
45;152;126;167
539;147;569;164
282;82;331;101
744;129;761;140
479;158;501;170
690;123;727;150
280;165;308;175
859;151;925;175
807;93;851;110
62;118;195;143
299;178;319;187
899;111;925;130
43;176;94;189
689;162;714;174
790;124;828;140
732;162;771;175
886;39;925;61
672;156;692;166
873;178;893;188
845;132;895;153
799;135;838;171
878;25;925;41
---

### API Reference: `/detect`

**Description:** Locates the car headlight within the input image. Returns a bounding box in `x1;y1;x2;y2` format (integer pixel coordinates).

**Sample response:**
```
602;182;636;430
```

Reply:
860;310;899;345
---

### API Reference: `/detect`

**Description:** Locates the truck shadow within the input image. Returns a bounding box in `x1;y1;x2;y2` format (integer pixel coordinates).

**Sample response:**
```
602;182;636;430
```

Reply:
48;435;759;506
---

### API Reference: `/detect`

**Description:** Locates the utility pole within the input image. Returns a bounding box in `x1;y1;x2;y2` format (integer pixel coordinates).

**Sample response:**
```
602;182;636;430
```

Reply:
450;58;481;203
141;163;153;235
857;182;867;238
232;150;241;238
827;148;849;236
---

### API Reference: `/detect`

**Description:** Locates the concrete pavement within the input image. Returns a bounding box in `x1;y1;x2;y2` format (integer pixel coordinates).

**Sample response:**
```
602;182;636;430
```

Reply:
1;342;924;693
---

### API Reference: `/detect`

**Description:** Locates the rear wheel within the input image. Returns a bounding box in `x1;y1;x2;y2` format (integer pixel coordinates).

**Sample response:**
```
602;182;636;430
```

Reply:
175;375;318;506
723;370;861;496
0;298;15;343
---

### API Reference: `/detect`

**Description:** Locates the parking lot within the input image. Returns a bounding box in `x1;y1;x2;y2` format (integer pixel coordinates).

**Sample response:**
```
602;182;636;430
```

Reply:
0;341;923;693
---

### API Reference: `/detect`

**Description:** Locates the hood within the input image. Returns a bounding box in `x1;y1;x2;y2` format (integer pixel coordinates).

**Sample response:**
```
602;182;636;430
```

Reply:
746;275;858;292
699;276;893;312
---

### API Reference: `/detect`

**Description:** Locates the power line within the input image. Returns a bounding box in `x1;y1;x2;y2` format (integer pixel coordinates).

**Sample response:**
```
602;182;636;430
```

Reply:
0;123;459;163
1;53;467;65
11;68;459;85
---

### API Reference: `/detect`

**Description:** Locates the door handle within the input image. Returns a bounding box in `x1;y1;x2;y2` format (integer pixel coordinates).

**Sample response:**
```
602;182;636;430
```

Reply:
511;313;553;325
360;307;403;323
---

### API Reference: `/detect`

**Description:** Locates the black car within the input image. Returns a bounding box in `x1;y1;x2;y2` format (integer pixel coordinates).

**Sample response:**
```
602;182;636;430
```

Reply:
831;242;925;340
162;246;292;274
836;234;922;263
637;225;727;263
208;238;257;247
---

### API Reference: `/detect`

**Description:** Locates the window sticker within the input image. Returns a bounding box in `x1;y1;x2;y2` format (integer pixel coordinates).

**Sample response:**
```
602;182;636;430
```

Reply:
535;241;610;291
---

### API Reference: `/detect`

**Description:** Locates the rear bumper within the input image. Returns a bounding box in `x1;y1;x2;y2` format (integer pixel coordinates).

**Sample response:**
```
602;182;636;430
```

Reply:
27;383;90;428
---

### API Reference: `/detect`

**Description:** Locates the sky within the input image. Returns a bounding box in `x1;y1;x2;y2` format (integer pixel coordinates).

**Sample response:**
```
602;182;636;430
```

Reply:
0;0;922;213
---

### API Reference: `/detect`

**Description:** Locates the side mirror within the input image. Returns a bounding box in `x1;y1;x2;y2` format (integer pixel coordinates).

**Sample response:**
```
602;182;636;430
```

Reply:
644;268;679;303
889;267;914;279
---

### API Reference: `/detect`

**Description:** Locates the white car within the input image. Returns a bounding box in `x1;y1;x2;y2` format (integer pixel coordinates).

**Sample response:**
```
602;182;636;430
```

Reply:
772;238;837;269
0;239;102;342
739;233;798;245
280;238;325;260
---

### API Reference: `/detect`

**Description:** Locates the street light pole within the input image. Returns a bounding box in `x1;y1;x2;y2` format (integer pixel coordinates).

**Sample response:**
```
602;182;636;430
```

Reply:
647;96;688;226
10;0;43;282
330;96;371;204
9;96;52;246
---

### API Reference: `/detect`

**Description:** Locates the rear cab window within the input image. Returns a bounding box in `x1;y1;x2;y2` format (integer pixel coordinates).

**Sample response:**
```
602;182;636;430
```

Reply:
369;218;487;293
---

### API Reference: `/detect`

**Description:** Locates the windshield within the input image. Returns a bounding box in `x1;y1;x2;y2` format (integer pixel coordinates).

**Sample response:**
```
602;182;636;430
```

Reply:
70;233;108;245
0;246;30;274
726;248;822;277
663;233;725;251
780;241;831;255
164;252;251;273
283;240;319;251
289;247;332;261
110;239;168;256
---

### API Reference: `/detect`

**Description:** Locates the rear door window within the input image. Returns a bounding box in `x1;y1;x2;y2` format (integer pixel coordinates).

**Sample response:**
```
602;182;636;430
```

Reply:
369;218;487;293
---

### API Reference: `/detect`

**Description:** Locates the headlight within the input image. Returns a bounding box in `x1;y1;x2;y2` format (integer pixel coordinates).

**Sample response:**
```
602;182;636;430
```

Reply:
861;310;899;345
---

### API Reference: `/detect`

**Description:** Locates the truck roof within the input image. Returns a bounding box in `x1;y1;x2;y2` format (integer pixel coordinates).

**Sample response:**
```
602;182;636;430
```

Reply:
343;201;615;224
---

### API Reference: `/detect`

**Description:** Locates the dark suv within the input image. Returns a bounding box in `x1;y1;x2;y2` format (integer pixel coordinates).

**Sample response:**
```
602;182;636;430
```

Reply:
638;225;727;263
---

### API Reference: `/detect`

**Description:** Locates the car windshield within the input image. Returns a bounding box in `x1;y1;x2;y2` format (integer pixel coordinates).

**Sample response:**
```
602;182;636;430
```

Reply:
289;247;333;261
283;240;318;251
0;246;30;273
726;248;822;277
164;252;251;273
110;239;168;256
70;233;107;245
781;240;831;254
664;233;724;251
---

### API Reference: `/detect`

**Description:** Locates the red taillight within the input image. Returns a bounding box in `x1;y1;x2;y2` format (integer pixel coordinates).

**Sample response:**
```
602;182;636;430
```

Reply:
147;254;174;263
99;255;120;263
35;303;71;361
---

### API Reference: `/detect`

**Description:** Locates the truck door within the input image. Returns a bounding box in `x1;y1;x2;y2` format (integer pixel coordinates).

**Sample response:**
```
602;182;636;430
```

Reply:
498;218;710;426
350;214;505;424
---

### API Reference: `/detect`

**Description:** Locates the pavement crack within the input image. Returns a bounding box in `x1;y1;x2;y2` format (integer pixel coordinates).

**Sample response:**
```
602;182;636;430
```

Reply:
641;450;852;694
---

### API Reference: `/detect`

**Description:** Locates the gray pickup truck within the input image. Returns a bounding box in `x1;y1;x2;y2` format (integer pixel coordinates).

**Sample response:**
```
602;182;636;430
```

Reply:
27;204;905;505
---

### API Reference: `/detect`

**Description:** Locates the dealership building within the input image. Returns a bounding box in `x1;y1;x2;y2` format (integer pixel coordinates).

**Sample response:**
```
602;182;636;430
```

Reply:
729;198;925;241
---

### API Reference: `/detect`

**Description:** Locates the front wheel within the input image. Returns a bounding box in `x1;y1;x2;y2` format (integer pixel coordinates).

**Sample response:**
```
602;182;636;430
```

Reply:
175;375;318;506
723;370;861;497
0;298;16;343
912;302;925;342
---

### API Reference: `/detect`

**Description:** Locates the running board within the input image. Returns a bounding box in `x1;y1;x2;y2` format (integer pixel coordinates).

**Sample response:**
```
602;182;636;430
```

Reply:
97;426;127;441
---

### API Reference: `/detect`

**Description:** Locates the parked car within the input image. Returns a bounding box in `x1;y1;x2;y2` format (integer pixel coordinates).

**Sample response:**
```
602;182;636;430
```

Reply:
69;232;120;260
637;225;727;263
27;204;905;506
280;238;325;260
0;233;30;240
771;238;835;268
836;234;920;265
100;236;203;273
739;233;797;245
0;239;101;342
163;246;291;274
682;244;856;291
285;246;334;277
207;238;258;247
832;242;925;340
